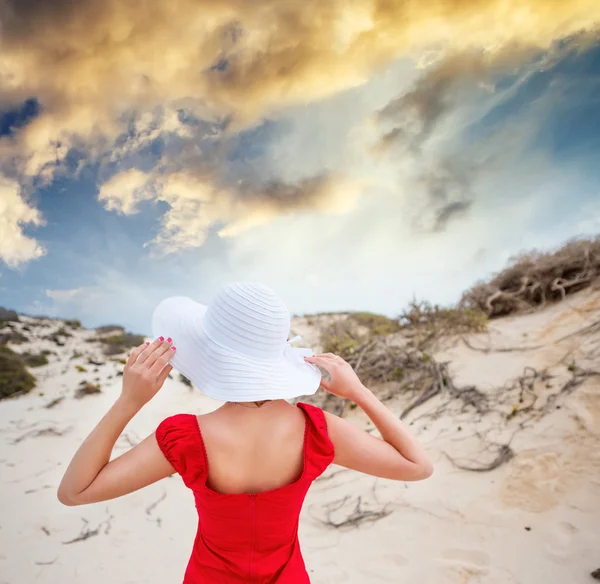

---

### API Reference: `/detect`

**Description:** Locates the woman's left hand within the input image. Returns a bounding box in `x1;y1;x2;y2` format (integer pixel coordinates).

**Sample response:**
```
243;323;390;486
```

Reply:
121;336;176;409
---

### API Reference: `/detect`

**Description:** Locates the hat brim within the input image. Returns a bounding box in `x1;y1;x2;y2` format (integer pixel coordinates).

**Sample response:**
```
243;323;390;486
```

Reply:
151;296;322;402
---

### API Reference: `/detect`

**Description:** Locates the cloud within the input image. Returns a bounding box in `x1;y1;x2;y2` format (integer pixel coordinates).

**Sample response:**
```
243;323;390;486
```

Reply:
98;168;362;254
0;176;46;268
370;35;599;232
45;288;83;302
2;0;599;174
376;51;495;154
1;0;599;263
97;169;155;215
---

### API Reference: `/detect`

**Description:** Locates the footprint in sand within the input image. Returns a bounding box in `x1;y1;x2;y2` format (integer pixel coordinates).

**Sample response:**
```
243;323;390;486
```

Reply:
545;521;580;558
436;550;515;584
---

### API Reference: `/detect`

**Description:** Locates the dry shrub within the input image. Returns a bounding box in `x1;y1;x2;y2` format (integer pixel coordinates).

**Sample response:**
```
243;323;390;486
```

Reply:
0;346;36;399
399;300;488;339
99;333;145;356
349;312;400;336
95;325;125;335
462;235;600;317
75;381;102;398
321;313;400;357
0;330;29;345
0;307;19;325
22;352;49;367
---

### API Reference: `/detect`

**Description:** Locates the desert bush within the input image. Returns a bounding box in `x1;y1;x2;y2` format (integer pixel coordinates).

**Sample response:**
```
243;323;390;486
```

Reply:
399;300;488;335
321;312;402;358
56;326;73;337
95;325;125;335
321;318;364;359
0;330;29;345
349;312;401;336
100;333;145;356
22;352;49;367
65;319;81;328
0;346;36;399
0;307;19;326
462;235;600;317
74;381;101;398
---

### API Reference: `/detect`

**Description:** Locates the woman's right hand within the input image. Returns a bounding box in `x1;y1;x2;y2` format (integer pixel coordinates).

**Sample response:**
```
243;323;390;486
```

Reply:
306;353;434;482
304;353;366;401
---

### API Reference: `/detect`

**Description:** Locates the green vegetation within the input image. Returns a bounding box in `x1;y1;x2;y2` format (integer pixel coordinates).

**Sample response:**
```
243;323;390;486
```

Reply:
321;332;359;356
349;312;401;336
76;365;87;372
22;352;49;367
65;319;82;328
99;333;145;356
400;300;488;334
95;325;125;335
0;346;36;400
55;326;73;337
321;312;401;359
43;326;73;345
0;330;29;344
74;381;101;399
0;307;19;327
506;405;519;420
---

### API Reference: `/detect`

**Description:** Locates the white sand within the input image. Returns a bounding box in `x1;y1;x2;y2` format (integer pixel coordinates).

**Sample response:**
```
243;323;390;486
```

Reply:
1;290;599;583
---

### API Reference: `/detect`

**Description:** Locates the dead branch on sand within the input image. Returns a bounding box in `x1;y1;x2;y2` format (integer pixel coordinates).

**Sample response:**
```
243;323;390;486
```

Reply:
146;492;167;516
444;443;514;473
63;510;114;544
320;495;392;530
13;425;71;444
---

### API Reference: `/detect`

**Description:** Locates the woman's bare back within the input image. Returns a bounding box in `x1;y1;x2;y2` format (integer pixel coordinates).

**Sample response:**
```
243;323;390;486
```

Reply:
197;400;307;495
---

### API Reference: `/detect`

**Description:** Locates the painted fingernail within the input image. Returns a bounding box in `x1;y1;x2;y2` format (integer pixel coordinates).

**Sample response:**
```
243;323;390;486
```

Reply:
167;337;172;342
170;346;176;351
145;341;150;345
159;336;164;342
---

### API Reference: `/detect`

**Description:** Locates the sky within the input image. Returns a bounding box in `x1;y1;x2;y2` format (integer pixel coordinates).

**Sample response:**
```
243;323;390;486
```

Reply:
0;0;599;336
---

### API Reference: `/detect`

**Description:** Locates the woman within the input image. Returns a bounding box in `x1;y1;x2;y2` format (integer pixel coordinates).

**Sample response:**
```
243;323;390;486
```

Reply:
57;282;433;583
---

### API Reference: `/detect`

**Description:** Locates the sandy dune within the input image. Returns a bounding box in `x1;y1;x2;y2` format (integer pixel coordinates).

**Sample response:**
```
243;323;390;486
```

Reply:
1;289;599;583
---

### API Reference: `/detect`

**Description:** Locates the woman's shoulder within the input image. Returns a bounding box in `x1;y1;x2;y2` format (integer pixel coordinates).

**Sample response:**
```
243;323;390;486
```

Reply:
155;413;206;486
156;412;198;436
296;402;335;476
296;402;327;429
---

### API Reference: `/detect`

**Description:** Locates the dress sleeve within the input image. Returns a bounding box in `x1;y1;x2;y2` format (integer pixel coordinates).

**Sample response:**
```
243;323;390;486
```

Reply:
155;413;206;489
297;402;335;479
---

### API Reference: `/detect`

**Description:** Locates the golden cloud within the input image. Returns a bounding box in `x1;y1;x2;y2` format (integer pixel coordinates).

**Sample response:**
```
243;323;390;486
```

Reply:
1;0;598;162
98;168;361;254
1;0;599;260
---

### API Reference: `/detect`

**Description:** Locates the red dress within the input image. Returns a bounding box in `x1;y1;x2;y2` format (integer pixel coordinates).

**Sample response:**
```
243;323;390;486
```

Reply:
155;402;335;583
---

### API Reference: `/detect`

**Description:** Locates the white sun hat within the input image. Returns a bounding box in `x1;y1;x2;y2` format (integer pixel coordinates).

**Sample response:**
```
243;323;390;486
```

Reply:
150;282;322;402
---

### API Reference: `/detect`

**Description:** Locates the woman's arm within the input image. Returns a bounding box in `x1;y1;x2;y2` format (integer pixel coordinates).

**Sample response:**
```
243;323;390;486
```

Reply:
304;353;434;481
57;337;177;506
